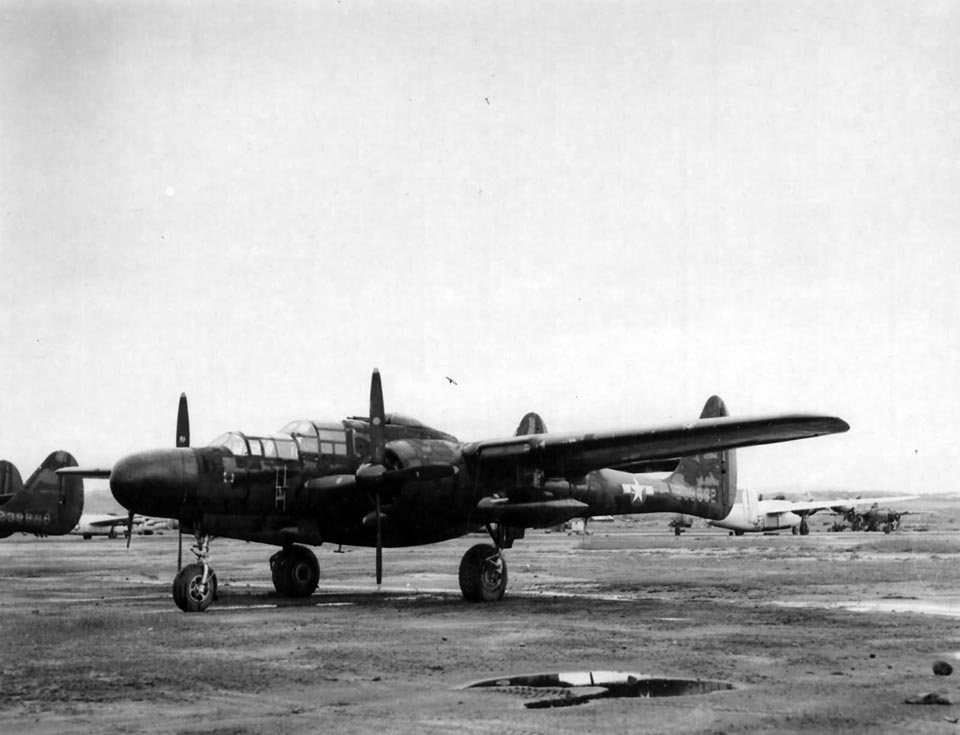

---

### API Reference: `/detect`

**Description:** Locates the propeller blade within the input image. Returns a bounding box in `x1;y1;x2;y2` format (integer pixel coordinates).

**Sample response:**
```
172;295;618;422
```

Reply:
369;369;385;466
355;463;455;491
175;395;189;570
383;464;457;484
375;491;383;585
176;393;190;448
126;511;134;549
306;474;358;492
356;463;387;489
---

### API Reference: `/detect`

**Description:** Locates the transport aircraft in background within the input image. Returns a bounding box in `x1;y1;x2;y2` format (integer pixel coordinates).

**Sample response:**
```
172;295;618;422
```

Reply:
706;486;916;535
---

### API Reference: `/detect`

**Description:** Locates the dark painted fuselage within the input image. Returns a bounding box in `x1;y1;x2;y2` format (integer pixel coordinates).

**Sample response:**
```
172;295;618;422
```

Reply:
109;414;736;550
111;418;476;548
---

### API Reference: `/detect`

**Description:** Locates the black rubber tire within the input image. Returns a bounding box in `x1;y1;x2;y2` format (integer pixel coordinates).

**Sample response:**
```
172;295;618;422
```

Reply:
799;520;810;536
173;563;215;613
458;543;508;602
270;546;320;598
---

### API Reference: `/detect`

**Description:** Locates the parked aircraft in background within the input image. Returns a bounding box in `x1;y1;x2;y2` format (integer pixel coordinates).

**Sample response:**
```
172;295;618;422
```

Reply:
0;452;83;538
70;513;177;539
669;514;693;535
706;486;916;535
71;513;130;539
60;371;848;612
829;503;919;533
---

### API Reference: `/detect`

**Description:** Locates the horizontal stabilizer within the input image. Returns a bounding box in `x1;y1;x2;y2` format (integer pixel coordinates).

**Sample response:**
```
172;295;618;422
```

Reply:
56;467;113;479
610;459;681;474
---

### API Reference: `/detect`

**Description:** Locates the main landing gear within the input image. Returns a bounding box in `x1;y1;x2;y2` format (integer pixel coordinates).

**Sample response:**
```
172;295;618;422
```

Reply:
458;524;511;602
270;545;320;597
172;533;218;613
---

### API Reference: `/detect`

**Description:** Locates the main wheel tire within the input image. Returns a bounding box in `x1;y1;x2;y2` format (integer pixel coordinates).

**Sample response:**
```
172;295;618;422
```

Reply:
458;543;508;602
173;563;215;613
799;520;810;536
270;546;320;598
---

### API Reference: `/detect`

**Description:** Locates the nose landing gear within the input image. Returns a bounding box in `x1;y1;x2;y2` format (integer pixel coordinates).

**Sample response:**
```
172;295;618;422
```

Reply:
173;533;218;612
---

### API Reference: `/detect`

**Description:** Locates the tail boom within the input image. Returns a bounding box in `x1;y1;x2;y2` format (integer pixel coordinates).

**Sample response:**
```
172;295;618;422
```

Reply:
0;451;84;537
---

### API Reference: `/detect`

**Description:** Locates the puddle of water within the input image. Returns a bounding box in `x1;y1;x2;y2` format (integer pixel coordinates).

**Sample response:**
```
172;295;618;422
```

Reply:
776;599;960;618
463;671;735;709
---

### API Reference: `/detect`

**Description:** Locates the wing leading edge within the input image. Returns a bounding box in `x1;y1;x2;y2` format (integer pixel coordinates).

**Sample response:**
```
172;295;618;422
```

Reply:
462;413;849;478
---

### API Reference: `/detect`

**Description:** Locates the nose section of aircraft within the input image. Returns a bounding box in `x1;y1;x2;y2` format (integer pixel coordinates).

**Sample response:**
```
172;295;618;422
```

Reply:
110;449;199;518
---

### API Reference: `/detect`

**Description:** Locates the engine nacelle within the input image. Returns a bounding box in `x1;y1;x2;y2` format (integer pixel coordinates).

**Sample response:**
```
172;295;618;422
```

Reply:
384;438;461;473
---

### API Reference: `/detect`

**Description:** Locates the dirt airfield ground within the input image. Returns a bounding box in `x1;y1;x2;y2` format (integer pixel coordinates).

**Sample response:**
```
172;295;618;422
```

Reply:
2;504;959;735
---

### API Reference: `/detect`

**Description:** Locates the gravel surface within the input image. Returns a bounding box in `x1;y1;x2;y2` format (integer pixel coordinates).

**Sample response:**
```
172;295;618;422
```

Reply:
1;522;958;734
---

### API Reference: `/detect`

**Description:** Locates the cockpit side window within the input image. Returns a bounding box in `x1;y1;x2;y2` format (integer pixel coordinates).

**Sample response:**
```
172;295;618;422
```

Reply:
247;438;263;456
275;439;298;460
295;435;319;454
261;439;277;458
317;428;348;456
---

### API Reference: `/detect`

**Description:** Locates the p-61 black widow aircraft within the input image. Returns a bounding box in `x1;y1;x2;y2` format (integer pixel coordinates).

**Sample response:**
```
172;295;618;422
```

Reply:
1;452;83;538
61;371;849;612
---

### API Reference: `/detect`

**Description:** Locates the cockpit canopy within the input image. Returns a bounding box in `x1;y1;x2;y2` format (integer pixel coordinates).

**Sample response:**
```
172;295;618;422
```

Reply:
206;432;299;460
206;414;451;459
277;420;349;456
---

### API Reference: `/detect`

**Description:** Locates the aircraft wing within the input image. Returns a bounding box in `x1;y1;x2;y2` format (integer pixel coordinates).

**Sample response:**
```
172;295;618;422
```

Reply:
787;495;918;514
81;514;130;528
462;413;849;478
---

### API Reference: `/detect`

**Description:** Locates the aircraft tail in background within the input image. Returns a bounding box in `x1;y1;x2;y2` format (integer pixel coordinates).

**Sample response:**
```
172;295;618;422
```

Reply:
660;395;737;520
514;412;548;436
0;451;84;538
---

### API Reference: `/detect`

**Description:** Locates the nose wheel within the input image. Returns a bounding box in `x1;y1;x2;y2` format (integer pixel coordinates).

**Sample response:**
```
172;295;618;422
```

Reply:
173;532;218;613
173;563;218;612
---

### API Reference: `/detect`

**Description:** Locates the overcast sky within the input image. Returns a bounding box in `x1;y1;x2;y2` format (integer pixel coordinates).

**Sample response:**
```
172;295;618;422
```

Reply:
1;1;958;496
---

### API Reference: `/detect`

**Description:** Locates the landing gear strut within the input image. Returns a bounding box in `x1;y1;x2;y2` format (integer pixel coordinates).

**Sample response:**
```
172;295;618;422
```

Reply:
270;545;320;597
459;544;508;602
172;532;218;613
459;523;510;602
